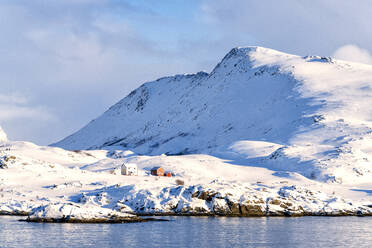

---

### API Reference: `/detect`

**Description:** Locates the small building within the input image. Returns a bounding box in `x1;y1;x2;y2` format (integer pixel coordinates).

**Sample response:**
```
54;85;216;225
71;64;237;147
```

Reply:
151;166;164;176
121;163;138;176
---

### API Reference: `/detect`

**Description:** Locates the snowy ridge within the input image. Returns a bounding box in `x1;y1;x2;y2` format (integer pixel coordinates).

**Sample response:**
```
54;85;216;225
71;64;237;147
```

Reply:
54;46;372;184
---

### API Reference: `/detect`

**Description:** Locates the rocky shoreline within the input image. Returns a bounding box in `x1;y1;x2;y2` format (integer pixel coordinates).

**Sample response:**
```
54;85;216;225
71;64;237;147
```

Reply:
22;216;167;224
134;209;372;217
111;184;372;219
2;183;372;223
0;211;29;216
2;204;372;224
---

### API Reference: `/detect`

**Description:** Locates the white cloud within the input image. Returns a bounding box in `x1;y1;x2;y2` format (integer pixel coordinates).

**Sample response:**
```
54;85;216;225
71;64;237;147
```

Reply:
0;93;29;105
332;45;372;65
199;0;372;56
0;93;55;122
0;105;54;122
0;1;172;144
0;92;56;144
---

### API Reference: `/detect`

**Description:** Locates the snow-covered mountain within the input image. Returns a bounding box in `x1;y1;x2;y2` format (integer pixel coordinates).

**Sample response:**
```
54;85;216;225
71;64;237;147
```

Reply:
0;126;7;142
54;46;372;183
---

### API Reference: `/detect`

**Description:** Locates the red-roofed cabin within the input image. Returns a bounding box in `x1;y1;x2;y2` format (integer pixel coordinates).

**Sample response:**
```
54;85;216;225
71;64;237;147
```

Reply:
151;167;164;176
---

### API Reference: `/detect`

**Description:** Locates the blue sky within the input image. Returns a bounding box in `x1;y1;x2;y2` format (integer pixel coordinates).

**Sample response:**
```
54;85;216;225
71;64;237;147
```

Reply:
2;0;372;144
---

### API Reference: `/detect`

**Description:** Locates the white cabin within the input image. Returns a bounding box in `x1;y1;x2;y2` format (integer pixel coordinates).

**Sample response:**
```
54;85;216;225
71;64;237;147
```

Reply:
121;163;138;176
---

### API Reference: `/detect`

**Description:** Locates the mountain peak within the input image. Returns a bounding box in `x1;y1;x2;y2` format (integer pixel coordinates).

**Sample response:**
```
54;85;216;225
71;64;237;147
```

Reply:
211;46;298;75
226;46;293;58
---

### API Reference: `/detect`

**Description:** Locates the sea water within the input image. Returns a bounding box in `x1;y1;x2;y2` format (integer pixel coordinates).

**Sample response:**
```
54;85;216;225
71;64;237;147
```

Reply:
0;216;371;247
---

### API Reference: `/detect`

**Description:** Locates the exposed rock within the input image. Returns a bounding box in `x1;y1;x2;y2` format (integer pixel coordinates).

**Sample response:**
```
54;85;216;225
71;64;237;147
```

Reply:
240;202;266;217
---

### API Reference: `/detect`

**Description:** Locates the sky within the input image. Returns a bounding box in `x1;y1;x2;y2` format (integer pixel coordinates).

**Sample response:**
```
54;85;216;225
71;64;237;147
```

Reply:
2;0;372;145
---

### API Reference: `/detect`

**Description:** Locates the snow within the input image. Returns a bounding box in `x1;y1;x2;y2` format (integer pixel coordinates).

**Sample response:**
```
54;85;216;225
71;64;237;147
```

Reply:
27;203;137;222
227;140;283;159
2;46;372;220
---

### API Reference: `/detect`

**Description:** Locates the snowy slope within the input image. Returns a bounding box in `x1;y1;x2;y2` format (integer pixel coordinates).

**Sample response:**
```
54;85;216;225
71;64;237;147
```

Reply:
1;140;372;219
54;46;372;184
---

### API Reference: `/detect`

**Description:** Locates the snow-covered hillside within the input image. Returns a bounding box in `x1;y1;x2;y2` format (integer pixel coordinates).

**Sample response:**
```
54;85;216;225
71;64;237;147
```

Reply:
54;46;372;184
1;140;372;220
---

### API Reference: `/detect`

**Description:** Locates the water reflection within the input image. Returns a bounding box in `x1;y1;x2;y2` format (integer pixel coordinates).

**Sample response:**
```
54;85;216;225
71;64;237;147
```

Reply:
0;216;371;247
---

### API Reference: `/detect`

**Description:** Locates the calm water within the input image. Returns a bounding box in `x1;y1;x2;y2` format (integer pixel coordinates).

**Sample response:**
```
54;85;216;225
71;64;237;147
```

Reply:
0;216;372;248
